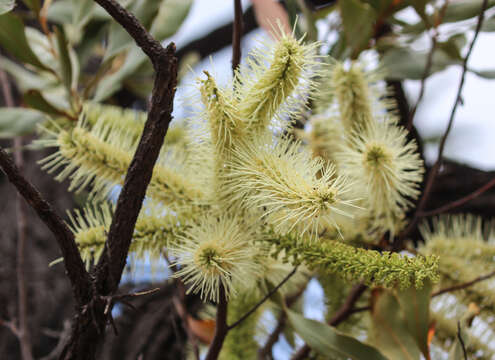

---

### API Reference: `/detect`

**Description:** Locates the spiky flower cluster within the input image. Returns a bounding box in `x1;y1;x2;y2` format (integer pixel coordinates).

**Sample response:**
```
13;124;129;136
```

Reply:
170;215;260;301
313;61;424;238
337;120;424;235
420;215;495;308
37;31;436;305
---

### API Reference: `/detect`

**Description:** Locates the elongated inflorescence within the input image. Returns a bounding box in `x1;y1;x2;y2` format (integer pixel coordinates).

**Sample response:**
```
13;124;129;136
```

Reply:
223;134;358;239
37;112;204;208
235;30;320;133
69;202;181;266
266;230;439;289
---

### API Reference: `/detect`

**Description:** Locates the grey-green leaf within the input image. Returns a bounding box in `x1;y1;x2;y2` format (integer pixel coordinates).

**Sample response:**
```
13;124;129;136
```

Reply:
339;0;376;56
0;0;14;15
443;0;495;23
0;13;46;68
287;310;388;360
470;69;495;79
149;0;192;40
0;108;46;138
381;47;460;80
396;282;432;359
54;26;73;93
369;290;422;360
94;0;191;100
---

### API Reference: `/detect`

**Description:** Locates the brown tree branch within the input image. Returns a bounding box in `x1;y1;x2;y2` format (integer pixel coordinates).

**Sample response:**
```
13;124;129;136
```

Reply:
92;0;165;67
91;0;178;296
420;177;495;217
204;285;229;360
432;270;495;298
232;0;243;73
176;6;257;64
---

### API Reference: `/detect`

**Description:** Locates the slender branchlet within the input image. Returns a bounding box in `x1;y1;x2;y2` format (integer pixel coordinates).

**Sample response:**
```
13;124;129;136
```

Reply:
37;116;203;207
223;134;359;239
337;119;424;236
266;230;439;289
236;27;320;133
169;214;261;302
69;202;181;266
219;291;261;360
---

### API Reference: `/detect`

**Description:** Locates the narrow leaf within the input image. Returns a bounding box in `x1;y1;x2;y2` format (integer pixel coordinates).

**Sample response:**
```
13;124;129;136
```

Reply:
0;0;14;15
94;0;191;100
443;0;495;23
149;0;192;40
23;90;68;117
287;309;388;360
0;56;55;92
0;108;46;138
54;26;73;93
396;282;433;359
369;290;422;360
0;13;46;68
339;0;377;56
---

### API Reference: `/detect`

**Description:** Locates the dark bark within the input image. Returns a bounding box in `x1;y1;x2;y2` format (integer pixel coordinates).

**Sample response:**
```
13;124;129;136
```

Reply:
0;147;92;306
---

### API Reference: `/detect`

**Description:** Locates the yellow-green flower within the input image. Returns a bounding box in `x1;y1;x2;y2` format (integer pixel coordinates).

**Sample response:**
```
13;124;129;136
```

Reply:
170;214;260;302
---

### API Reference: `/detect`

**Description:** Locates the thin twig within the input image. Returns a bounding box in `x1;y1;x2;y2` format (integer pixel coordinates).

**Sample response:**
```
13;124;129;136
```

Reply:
457;321;468;360
0;68;34;360
232;0;243;74
205;284;229;360
406;35;437;131
258;284;307;359
0;318;20;337
291;283;367;360
432;270;495;298
406;0;450;131
228;267;298;331
420;177;495;217
400;0;489;240
93;0;166;67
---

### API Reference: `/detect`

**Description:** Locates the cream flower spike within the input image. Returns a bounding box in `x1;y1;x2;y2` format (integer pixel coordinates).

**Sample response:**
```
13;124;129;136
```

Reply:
170;214;261;302
323;61;394;133
337;119;424;235
420;214;495;263
199;71;242;153
235;22;321;133
223;134;359;240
